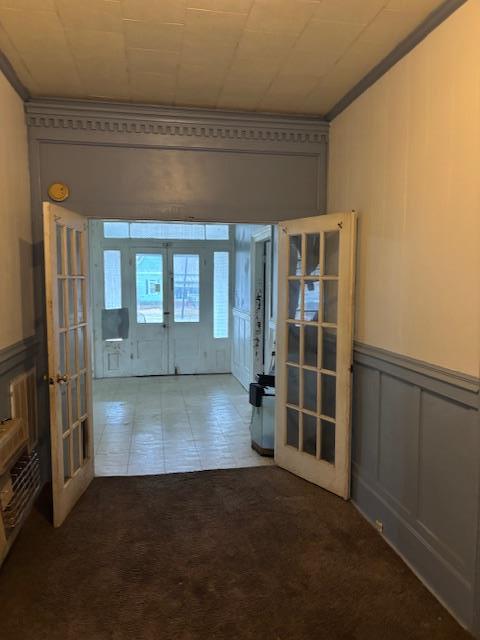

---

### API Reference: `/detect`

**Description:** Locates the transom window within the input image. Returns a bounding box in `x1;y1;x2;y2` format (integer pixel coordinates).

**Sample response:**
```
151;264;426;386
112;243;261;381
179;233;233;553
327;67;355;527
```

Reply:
104;221;229;240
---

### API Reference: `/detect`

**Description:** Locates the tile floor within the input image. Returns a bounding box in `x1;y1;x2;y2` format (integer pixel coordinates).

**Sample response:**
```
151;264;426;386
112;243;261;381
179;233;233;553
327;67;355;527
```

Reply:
93;374;275;476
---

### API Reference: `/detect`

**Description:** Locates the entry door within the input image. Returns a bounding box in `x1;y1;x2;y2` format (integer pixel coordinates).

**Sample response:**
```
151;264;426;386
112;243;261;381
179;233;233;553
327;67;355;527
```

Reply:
131;248;169;376
275;212;357;499
168;248;204;374
43;202;94;527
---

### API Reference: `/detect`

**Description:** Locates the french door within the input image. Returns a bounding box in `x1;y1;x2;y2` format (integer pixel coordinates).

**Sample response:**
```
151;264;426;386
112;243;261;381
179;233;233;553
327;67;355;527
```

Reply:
43;203;94;527
275;212;357;499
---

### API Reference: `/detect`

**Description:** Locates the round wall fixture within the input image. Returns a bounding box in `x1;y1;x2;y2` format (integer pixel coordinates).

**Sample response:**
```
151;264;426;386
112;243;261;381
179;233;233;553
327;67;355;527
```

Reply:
48;182;70;202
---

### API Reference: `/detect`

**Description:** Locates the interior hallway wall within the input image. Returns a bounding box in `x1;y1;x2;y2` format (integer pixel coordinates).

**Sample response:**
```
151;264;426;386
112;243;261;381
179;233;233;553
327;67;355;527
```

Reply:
329;0;480;377
0;67;36;444
0;69;33;351
328;1;480;633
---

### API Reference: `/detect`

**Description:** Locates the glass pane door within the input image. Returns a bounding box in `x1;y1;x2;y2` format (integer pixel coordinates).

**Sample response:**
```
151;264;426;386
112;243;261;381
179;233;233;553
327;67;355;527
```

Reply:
44;202;94;527
275;213;357;499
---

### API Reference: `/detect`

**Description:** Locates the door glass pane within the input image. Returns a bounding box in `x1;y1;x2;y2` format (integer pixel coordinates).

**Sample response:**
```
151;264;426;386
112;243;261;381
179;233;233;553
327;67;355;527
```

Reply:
287;324;300;363
66;227;73;275
136;253;163;323
324;231;339;276
59;332;66;374
104;250;122;310
303;369;317;412
174;254;200;323
321;374;336;419
70;377;78;424
322;328;337;371
303;325;318;367
213;252;229;338
302;414;317;456
77;279;85;323
306;234;320;275
72;426;80;472
75;231;83;275
57;280;65;328
60;384;69;434
81;419;89;460
78;326;85;370
79;373;86;417
289;235;302;276
303;280;320;321
323;280;338;324
68;279;75;327
287;365;299;406
68;329;76;373
286;408;299;448
63;436;71;482
56;224;64;274
288;280;301;320
321;420;335;463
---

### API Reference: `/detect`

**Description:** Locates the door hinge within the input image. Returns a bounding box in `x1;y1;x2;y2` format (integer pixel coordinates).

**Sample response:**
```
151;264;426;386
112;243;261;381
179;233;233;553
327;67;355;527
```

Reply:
349;364;354;373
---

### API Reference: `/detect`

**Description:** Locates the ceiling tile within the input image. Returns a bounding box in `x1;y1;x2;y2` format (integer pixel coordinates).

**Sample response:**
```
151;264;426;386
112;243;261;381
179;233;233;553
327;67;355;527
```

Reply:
122;0;188;24
245;0;320;35
127;48;179;74
386;0;442;13
313;0;387;25
217;90;263;110
66;29;129;98
184;7;247;43
130;71;176;103
187;0;253;13
55;0;123;33
234;28;298;61
123;20;184;51
295;19;364;54
0;0;56;8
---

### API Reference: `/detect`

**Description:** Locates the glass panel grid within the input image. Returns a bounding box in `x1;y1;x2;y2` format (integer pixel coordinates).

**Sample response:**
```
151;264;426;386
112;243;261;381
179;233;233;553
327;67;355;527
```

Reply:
104;221;229;240
284;228;340;463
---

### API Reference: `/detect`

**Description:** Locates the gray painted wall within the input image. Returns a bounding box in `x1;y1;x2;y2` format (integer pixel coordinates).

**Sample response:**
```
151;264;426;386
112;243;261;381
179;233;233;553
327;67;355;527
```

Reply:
352;343;480;634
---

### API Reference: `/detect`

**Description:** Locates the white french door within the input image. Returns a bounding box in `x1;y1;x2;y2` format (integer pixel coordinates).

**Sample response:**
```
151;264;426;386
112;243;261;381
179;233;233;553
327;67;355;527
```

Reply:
275;212;357;499
131;247;169;376
43;202;94;527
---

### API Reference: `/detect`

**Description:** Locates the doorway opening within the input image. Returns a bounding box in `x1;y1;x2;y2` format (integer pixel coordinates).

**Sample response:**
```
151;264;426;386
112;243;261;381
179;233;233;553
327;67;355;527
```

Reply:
89;220;277;476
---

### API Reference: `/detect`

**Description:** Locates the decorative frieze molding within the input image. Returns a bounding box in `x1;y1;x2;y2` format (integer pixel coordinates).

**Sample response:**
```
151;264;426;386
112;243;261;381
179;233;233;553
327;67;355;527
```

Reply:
26;99;329;152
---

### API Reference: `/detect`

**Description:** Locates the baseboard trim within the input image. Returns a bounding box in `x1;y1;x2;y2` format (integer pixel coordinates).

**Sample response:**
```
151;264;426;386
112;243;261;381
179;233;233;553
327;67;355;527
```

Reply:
351;471;473;630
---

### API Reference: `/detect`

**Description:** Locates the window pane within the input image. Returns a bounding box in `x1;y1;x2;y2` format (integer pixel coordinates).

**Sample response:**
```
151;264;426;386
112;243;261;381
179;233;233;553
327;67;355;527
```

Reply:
104;222;129;238
303;414;317;456
287;323;300;363
286;408;299;448
213;252;229;338
131;222;205;240
174;254;200;322
206;224;229;240
303;280;320;321
289;235;302;276
104;250;122;310
136;253;163;323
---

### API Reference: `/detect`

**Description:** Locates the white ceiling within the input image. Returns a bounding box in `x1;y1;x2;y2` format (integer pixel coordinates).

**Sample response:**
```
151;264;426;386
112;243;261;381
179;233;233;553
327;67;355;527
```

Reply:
0;0;446;116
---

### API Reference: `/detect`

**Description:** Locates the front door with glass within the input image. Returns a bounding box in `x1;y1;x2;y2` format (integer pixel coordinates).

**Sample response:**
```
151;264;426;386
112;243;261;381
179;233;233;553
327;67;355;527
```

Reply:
91;221;232;378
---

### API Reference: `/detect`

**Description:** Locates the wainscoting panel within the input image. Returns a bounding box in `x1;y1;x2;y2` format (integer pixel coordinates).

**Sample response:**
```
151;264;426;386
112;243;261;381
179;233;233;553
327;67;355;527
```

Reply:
352;342;480;633
232;308;251;390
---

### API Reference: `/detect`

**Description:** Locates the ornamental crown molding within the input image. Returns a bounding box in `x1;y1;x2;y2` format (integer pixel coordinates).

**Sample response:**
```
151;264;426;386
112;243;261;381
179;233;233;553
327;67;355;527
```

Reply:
25;99;329;145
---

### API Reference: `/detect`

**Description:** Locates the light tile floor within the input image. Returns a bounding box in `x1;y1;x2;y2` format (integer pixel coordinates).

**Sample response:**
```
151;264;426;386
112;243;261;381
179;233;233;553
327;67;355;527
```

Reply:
93;374;275;476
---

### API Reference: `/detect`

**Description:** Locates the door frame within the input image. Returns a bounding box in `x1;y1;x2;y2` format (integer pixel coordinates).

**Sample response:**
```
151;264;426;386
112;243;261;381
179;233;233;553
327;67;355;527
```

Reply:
89;221;233;378
250;226;274;378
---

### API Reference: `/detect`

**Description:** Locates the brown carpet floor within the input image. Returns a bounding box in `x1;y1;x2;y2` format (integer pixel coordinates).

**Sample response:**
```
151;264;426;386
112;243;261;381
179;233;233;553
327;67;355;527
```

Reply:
0;467;471;639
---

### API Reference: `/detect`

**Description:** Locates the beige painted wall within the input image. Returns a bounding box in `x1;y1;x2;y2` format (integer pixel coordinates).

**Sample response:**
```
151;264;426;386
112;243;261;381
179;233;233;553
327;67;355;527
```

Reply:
328;0;480;377
0;68;34;350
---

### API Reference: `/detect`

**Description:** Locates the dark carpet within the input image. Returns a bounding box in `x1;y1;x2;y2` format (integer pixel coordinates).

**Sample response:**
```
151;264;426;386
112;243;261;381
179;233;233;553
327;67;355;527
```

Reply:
0;467;471;639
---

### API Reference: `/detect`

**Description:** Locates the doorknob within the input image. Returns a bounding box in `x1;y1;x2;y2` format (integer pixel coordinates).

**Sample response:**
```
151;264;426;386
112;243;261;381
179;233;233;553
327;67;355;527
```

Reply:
52;374;70;385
